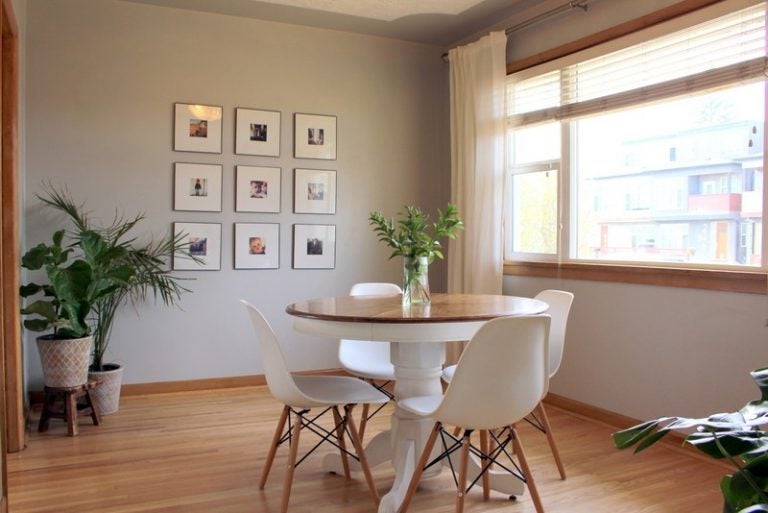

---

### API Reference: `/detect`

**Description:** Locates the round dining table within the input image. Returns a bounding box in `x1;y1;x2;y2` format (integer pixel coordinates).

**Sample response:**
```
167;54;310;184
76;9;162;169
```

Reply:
285;292;548;513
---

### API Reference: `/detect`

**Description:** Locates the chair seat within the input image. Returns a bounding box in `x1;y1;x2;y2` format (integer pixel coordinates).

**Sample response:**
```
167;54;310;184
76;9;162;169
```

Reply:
398;394;442;417
442;364;456;383
292;375;390;408
342;359;395;382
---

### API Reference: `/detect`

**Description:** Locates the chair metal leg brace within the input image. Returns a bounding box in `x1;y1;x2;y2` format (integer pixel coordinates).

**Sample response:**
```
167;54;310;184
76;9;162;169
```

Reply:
259;404;380;512
262;406;363;478
400;424;545;513
359;379;394;440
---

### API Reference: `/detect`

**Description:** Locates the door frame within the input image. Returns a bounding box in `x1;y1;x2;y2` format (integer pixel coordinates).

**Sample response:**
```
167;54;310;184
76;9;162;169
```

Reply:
1;0;24;468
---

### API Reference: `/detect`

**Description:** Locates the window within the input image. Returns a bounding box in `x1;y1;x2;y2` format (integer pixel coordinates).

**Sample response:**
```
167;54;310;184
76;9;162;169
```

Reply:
505;1;766;271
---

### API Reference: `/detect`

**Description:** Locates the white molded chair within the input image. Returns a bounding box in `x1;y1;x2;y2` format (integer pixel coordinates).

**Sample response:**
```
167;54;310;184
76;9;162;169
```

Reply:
400;315;551;513
338;282;402;438
442;289;574;480
241;301;388;513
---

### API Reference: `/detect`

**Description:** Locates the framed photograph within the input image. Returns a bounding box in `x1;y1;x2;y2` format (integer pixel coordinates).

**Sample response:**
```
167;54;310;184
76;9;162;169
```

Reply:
174;163;222;212
293;224;336;269
174;103;223;153
234;223;280;269
294;113;337;160
235;166;281;213
235;108;281;156
294;168;336;214
173;222;222;271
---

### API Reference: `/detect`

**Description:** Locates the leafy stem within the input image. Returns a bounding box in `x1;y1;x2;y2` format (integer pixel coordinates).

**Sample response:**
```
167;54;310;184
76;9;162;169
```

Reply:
369;204;463;263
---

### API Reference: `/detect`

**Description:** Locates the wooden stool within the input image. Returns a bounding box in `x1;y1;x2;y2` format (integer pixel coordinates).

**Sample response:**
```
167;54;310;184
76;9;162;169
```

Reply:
38;381;101;436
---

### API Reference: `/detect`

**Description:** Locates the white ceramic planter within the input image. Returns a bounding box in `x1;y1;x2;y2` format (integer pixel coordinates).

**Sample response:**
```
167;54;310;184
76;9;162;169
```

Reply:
88;363;124;415
36;335;91;388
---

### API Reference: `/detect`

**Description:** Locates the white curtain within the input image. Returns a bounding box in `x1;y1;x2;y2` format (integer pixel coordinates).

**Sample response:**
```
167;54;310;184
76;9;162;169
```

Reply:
447;31;508;296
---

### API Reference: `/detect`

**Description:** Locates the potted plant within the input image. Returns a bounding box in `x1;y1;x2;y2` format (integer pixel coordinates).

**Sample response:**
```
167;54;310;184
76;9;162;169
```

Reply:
369;204;463;306
613;367;768;513
20;228;132;389
22;186;192;414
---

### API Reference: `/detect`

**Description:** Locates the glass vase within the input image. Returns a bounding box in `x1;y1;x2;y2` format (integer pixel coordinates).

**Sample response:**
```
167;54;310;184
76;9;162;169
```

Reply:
402;256;431;306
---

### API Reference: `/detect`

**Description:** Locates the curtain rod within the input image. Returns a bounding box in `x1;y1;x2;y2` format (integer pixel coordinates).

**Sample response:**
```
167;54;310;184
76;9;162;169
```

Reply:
443;0;590;61
505;0;589;35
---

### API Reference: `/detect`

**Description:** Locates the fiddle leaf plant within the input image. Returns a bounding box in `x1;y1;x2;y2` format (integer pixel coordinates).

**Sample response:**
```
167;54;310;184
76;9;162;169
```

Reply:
20;228;132;339
613;367;768;513
368;203;464;263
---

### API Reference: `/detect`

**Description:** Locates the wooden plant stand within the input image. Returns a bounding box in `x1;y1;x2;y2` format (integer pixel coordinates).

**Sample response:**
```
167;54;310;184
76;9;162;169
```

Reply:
38;381;101;436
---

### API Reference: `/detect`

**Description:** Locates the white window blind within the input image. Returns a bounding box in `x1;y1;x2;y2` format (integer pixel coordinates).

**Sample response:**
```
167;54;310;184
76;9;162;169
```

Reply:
508;2;767;128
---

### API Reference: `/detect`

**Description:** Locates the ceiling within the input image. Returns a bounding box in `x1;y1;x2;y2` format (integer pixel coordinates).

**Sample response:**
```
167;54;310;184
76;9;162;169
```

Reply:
124;0;549;46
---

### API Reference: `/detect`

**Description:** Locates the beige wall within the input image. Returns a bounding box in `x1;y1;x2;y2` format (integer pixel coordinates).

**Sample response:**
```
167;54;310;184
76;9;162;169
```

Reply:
23;0;449;386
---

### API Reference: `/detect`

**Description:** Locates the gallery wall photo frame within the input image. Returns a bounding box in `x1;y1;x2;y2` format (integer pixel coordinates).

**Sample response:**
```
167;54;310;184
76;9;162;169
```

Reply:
235;108;281;157
235;165;281;213
294;168;336;214
173;222;222;271
294;113;337;160
234;223;280;270
174;103;223;153
293;224;336;269
174;162;223;212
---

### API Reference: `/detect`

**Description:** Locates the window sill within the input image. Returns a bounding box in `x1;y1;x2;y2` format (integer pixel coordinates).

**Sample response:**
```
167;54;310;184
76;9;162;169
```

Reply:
503;261;767;294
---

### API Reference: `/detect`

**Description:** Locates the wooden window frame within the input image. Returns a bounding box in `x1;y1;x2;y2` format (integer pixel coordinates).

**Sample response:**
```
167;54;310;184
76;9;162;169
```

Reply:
503;0;768;294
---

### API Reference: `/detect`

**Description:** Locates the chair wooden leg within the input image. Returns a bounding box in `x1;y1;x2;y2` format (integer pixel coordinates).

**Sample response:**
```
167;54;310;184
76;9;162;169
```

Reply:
479;429;490;501
536;401;566;479
280;409;303;513
344;404;380;507
359;402;371;441
400;422;441;513
260;405;289;490
333;406;351;479
455;429;471;513
510;425;545;513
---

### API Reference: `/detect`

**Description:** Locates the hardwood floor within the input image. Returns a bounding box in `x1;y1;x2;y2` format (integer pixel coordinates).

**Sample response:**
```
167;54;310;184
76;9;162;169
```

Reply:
8;386;726;512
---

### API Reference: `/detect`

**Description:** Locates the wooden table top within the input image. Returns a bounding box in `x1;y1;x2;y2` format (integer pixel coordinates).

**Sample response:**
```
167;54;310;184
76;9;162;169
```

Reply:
285;293;548;324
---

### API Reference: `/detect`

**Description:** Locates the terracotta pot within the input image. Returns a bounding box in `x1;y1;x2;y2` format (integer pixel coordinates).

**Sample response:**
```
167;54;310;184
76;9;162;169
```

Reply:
36;335;91;388
88;363;123;415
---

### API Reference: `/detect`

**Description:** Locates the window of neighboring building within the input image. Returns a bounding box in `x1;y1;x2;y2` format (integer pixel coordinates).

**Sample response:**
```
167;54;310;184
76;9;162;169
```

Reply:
505;1;766;270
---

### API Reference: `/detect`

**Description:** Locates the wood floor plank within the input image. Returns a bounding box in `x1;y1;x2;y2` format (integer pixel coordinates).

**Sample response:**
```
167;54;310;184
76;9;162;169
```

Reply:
8;386;726;512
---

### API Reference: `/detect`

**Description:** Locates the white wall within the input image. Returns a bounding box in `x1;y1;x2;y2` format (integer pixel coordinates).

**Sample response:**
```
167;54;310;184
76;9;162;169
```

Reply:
505;276;768;421
23;0;450;387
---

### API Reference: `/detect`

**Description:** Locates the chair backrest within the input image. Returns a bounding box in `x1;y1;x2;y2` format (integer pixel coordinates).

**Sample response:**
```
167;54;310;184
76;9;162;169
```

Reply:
241;300;307;406
349;282;402;296
338;282;402;370
434;315;550;431
534;290;574;378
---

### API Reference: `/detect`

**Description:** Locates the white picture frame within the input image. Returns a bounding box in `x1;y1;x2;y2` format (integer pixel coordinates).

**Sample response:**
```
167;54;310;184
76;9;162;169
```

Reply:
234;223;280;269
235;166;281;213
294;113;337;160
173;103;223;153
173;222;222;271
235;108;281;157
174;163;223;212
293;224;336;269
294;168;336;214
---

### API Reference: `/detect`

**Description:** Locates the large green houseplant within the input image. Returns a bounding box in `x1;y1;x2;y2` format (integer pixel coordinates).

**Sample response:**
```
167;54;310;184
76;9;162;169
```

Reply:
613;367;768;513
369;204;463;306
21;186;192;413
21;224;132;388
